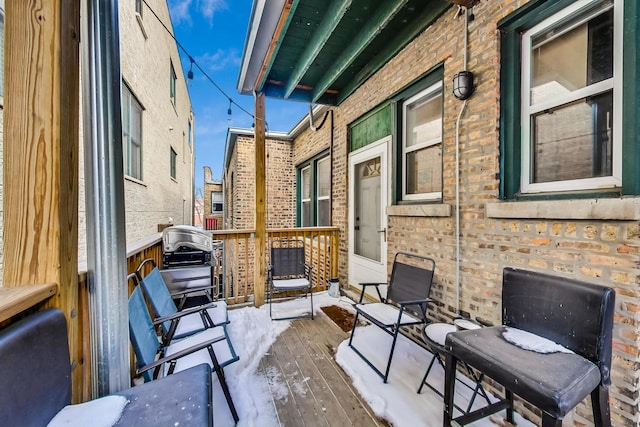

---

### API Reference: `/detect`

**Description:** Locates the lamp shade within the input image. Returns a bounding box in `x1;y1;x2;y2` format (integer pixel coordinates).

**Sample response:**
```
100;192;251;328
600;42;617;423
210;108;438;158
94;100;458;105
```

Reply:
453;71;474;100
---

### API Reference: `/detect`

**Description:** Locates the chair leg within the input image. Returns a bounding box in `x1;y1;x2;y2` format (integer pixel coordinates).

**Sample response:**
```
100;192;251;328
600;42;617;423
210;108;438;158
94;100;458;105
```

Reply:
418;353;438;393
443;352;457;427
541;412;562;427
310;288;314;320
591;385;611;427
505;389;514;424
206;344;239;423
348;312;360;347
383;328;401;383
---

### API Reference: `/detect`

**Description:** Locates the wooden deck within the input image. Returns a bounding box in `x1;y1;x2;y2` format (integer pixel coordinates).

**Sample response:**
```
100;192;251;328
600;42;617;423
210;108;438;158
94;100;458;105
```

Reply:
258;311;388;427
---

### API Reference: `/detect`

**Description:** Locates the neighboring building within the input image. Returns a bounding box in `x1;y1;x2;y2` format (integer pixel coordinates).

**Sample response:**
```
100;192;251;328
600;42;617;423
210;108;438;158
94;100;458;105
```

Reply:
193;197;204;228
236;0;640;425
78;0;195;258
223;128;296;230
203;166;224;230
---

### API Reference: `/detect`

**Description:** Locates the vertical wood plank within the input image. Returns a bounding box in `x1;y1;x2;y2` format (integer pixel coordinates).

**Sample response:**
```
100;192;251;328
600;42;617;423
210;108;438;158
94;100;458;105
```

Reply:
254;93;266;306
4;0;80;398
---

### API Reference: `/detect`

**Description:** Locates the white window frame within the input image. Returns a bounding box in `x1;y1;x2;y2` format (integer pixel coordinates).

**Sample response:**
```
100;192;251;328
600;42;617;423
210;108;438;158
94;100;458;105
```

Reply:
520;0;622;194
300;165;312;227
170;61;177;106
316;156;330;226
170;147;177;179
122;83;143;180
401;81;443;201
211;191;223;213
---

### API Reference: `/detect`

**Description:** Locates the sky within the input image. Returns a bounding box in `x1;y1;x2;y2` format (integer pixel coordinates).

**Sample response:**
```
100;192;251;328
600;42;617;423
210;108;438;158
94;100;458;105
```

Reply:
165;0;309;193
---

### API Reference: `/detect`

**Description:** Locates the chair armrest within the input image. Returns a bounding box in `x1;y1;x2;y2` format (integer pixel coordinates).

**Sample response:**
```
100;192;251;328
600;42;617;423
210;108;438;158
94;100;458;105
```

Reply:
136;335;225;375
136;258;157;277
152;304;216;325
170;285;215;298
398;297;433;306
356;282;388;303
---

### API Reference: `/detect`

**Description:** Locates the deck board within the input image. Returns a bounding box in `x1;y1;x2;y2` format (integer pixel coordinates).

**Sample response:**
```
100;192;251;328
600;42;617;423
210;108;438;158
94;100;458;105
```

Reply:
261;310;387;427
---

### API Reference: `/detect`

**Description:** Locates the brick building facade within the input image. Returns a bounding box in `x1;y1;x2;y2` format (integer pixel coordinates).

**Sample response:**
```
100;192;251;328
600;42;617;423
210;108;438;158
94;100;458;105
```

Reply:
234;0;640;424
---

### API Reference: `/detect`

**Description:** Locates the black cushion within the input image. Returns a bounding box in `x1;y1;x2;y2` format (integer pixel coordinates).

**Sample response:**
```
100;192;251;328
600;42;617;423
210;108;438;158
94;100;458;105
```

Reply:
0;309;72;427
446;326;601;418
115;363;212;427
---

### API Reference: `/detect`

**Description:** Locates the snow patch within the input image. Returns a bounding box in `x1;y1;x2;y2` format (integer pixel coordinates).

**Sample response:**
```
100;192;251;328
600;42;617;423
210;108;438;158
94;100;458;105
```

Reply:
47;396;128;427
502;327;574;354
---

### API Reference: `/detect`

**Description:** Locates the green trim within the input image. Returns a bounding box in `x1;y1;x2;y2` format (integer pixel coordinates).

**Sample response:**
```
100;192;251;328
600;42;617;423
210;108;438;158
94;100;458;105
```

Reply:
622;0;640;195
499;0;634;199
349;102;392;152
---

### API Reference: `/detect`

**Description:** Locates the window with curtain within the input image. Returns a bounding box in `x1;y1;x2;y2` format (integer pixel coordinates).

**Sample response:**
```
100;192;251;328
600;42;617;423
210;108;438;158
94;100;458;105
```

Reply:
122;83;143;180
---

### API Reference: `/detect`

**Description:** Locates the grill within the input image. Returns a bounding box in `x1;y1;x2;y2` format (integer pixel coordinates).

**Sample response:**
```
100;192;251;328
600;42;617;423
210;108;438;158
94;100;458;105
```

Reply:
162;225;213;268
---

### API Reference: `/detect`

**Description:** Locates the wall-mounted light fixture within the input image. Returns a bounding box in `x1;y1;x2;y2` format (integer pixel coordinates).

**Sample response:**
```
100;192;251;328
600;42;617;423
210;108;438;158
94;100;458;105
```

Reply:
453;70;474;100
187;56;194;80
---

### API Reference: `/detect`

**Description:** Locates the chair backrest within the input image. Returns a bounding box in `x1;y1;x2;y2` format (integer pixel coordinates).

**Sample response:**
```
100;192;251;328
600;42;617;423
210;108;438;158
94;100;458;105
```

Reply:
128;285;162;382
270;245;306;279
0;309;71;426
387;252;436;304
502;267;615;384
139;267;179;336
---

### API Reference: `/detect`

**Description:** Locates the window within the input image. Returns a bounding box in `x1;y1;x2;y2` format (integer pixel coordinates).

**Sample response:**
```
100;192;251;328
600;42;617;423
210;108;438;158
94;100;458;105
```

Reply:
170;61;177;106
170;148;177;179
317;157;330;226
187;120;192;146
499;0;633;198
211;191;223;213
297;153;330;227
135;0;143;16
300;166;312;226
122;84;143;180
401;82;443;201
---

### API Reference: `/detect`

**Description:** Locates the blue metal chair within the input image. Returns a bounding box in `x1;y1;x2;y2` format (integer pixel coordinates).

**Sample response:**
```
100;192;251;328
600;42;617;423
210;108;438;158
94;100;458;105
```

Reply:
136;258;228;344
128;282;239;423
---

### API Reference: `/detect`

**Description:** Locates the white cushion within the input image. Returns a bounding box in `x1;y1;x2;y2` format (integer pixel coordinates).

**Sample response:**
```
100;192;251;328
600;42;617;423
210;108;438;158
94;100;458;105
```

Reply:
424;323;457;346
164;326;235;376
174;302;228;337
272;278;310;289
355;302;418;326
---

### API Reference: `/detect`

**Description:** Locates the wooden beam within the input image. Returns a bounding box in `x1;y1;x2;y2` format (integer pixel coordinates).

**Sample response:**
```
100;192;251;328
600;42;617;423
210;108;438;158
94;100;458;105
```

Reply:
0;284;58;323
253;93;266;307
283;0;352;99
4;0;80;391
312;0;409;102
254;0;299;92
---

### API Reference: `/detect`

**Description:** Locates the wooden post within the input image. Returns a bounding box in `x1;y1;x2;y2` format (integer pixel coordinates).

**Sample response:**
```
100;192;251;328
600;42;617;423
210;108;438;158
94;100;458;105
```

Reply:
4;0;80;390
254;93;266;306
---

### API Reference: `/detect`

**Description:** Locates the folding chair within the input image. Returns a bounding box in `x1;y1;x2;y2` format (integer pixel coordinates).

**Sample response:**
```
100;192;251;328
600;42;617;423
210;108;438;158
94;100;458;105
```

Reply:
136;258;229;343
349;252;435;383
128;284;239;423
267;239;313;320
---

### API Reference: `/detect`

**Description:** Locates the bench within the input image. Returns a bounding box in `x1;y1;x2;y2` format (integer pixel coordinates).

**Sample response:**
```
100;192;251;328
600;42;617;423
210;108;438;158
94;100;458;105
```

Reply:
348;252;436;383
0;308;213;427
443;268;615;426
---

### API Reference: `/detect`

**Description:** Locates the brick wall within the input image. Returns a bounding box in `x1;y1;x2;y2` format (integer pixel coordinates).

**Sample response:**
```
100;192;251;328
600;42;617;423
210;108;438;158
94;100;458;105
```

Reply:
290;1;639;425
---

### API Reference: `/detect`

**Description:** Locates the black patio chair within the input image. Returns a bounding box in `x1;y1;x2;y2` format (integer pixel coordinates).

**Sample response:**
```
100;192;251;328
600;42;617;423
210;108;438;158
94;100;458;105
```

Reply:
443;268;615;427
267;239;313;320
348;251;436;383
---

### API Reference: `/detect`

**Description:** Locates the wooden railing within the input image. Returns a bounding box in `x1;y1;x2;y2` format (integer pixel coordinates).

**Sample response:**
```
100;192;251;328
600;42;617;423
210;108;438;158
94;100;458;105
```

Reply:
211;227;339;306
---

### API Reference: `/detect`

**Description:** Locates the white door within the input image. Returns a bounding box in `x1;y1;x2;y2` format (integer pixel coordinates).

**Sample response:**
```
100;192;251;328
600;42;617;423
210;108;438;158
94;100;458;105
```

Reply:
348;137;389;296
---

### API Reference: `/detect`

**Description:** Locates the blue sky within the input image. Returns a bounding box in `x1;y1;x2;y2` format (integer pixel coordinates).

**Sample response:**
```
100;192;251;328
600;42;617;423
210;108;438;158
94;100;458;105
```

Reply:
166;0;309;192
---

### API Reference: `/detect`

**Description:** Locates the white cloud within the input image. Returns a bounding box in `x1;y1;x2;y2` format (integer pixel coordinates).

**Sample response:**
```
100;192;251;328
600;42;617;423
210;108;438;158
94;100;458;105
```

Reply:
169;0;193;25
199;0;228;24
196;48;241;72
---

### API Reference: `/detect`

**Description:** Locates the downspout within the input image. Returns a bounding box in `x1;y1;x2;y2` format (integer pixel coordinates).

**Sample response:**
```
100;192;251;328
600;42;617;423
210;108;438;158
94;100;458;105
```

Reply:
81;0;129;395
455;6;470;315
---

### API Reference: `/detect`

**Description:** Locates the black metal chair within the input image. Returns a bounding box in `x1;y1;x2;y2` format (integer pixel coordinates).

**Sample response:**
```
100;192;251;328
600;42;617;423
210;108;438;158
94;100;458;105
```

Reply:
348;251;436;383
267;239;313;320
443;268;615;427
0;308;213;427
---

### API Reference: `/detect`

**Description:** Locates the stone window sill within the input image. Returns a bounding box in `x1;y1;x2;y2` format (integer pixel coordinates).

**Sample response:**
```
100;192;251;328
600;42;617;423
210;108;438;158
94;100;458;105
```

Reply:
387;204;451;217
486;198;640;220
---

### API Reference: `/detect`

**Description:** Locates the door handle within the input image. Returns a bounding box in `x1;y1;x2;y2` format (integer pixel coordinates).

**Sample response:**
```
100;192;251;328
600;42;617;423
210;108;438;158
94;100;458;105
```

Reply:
378;227;386;242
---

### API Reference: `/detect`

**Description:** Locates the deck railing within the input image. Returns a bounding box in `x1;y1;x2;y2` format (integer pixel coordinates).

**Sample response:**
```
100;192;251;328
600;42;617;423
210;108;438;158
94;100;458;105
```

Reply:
211;227;339;305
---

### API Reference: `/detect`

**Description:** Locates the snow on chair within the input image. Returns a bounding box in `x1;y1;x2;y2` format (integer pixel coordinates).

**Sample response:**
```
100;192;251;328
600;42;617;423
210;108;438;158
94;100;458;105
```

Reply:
443;268;615;427
348;251;436;383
